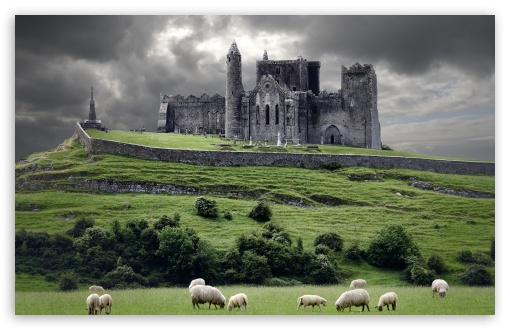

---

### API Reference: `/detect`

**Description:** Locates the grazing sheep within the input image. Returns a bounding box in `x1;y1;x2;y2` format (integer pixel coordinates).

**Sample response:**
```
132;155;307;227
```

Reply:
189;278;206;290
99;294;113;315
297;294;327;312
89;285;105;292
377;292;398;311
349;279;367;288
86;293;101;315
432;279;449;298
335;289;370;312
190;285;226;309
227;293;248;311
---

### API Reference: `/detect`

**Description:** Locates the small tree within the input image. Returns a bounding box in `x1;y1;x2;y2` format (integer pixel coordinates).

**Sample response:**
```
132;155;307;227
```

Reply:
248;201;272;222
427;253;448;274
195;196;218;218
314;232;344;252
367;224;421;269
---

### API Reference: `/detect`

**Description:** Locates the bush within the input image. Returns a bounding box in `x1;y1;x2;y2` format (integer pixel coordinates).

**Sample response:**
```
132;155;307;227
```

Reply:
195;196;218;218
344;241;365;261
59;272;79;291
427;254;448;274
410;264;436;286
314;232;343;252
314;244;331;255
154;213;180;230
66;217;94;238
223;211;233;220
248;201;272;222
456;250;474;263
367;224;421;269
459;264;493;286
264;277;302;286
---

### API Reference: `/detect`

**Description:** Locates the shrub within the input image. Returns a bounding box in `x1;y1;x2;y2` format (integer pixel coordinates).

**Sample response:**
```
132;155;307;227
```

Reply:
223;211;233;220
154;213;180;230
66;217;94;238
248;201;272;222
427;254;448;274
367;224;421;269
456;250;474;263
344;241;365;261
241;251;271;284
59;272;79;291
314;244;331;255
195;196;218;218
459;264;493;286
410;264;436;285
314;232;343;252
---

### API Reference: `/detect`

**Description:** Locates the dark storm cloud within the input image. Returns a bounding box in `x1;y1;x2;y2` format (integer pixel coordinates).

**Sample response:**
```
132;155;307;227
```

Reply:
241;16;495;77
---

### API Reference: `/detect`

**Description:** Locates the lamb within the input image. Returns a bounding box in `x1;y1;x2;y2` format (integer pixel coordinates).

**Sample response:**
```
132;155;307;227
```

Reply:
89;285;105;292
99;294;113;315
190;285;226;309
297;294;327;312
377;292;398;311
86;293;101;315
335;289;370;312
227;293;248;311
189;278;206;290
349;279;367;288
432;279;449;298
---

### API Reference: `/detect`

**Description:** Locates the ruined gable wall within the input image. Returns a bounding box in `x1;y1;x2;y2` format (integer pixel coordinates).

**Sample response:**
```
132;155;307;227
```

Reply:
169;94;225;134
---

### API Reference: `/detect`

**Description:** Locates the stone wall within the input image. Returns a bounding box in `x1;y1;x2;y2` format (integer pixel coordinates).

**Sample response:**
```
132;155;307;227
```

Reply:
75;123;494;175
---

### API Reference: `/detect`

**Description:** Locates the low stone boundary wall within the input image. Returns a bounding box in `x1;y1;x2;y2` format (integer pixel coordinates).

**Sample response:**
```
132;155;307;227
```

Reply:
75;123;494;175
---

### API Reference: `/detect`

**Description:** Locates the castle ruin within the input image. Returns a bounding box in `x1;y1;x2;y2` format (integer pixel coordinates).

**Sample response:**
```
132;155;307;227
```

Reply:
157;41;381;148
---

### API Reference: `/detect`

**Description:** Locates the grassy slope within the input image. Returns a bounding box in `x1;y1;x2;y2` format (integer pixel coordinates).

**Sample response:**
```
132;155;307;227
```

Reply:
15;134;495;288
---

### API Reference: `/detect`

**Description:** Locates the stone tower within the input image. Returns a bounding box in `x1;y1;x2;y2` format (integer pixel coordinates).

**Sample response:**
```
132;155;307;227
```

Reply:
89;87;97;121
225;40;244;138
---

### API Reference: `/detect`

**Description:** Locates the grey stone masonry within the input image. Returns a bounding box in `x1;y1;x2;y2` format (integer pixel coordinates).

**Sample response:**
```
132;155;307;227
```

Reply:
76;123;494;175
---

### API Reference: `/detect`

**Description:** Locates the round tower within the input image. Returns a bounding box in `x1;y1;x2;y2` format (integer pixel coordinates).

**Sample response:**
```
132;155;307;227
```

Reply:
225;40;244;139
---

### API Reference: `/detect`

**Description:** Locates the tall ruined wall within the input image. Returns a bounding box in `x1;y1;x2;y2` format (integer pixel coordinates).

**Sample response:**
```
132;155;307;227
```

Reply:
341;63;380;149
158;93;225;134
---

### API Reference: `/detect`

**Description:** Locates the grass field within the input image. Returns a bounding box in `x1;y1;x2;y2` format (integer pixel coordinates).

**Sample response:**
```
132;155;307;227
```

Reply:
14;285;495;315
14;132;496;317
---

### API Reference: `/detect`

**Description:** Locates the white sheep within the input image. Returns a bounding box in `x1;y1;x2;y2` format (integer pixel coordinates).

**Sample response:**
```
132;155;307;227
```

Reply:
297;294;327;312
99;294;113;315
89;285;105;292
86;293;101;315
432;279;449;298
189;278;206;290
377;292;398;311
227;293;248;311
335;289;370;312
349;279;367;288
190;285;226;309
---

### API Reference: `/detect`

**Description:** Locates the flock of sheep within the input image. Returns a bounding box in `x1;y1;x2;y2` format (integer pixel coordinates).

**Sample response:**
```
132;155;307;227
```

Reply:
86;285;112;315
84;278;449;314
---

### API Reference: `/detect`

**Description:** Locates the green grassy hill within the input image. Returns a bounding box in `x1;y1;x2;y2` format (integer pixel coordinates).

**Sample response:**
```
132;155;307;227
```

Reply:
15;133;495;290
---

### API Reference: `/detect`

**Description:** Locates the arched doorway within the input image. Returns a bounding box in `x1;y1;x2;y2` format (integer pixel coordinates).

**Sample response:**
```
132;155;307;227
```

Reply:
324;125;341;145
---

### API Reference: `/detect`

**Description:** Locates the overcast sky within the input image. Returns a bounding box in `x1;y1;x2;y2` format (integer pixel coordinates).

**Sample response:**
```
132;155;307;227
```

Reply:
13;12;497;163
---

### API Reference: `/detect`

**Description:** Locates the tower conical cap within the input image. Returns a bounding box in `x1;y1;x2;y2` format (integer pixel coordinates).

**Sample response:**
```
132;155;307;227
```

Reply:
228;40;240;55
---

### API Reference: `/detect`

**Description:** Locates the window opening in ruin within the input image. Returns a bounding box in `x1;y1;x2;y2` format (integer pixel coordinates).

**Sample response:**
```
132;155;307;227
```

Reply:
276;67;281;74
265;105;270;125
330;135;335;144
275;105;279;125
293;86;297;91
256;105;260;125
312;106;318;125
276;79;279;84
228;56;231;62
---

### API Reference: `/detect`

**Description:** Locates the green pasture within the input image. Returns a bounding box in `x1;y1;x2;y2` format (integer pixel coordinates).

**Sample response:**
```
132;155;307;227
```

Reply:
15;285;494;315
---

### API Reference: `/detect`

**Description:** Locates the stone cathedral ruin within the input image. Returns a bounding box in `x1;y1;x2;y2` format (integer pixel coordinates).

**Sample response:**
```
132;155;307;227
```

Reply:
157;41;381;149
